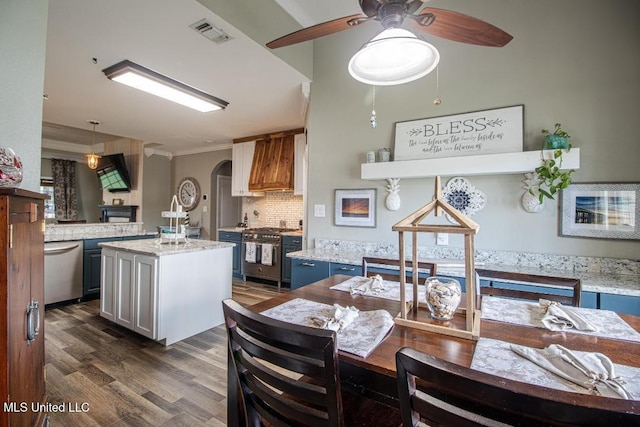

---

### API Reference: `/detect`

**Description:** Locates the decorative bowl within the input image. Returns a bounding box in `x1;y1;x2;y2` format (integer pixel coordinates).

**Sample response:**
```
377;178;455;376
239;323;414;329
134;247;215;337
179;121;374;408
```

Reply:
0;148;23;187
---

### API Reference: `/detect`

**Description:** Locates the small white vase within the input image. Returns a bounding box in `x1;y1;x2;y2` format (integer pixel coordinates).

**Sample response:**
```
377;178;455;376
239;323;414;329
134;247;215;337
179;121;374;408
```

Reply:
521;190;544;213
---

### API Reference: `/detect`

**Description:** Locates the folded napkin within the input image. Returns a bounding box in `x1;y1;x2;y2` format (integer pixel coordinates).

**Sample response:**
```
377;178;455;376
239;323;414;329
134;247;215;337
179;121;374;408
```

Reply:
310;304;359;332
511;343;631;399
350;274;385;296
540;299;597;332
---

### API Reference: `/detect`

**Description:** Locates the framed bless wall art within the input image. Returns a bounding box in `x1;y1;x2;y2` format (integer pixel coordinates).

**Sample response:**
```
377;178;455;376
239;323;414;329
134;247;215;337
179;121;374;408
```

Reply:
394;105;523;161
561;183;640;240
335;189;376;227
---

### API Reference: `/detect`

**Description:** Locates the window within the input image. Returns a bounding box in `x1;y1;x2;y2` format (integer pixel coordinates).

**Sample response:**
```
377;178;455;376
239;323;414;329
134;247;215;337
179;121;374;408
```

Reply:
40;178;55;219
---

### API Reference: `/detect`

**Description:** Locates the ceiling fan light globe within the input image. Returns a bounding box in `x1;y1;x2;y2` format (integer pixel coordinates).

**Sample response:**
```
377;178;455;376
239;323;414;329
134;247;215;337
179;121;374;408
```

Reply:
348;28;440;86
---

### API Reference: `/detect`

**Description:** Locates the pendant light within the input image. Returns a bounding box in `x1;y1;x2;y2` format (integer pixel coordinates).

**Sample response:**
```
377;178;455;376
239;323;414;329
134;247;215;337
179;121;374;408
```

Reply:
86;120;101;170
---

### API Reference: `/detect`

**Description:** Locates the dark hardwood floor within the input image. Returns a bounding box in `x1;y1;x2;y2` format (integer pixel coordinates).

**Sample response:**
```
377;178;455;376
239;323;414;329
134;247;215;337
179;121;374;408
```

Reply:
44;279;284;426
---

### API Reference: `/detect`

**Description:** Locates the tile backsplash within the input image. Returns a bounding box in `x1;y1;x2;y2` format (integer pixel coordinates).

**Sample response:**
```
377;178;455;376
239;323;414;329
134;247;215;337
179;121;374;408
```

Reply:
242;192;303;229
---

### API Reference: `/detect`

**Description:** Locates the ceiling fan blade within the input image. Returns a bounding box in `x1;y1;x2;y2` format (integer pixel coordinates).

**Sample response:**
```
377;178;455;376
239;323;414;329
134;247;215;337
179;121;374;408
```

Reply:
267;14;368;49
412;8;513;47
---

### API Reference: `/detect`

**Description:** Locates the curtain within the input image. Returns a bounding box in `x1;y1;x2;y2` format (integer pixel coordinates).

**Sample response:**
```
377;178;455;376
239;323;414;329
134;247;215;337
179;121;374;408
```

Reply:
51;159;78;220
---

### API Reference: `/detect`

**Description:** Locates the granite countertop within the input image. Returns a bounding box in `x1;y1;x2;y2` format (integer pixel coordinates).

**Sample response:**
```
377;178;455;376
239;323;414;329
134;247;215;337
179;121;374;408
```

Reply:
45;222;155;242
287;248;640;297
99;239;235;257
218;227;247;233
217;227;302;236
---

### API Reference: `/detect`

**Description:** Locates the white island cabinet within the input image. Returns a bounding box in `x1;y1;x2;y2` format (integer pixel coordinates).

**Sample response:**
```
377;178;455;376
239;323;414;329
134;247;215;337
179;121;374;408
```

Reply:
99;239;234;345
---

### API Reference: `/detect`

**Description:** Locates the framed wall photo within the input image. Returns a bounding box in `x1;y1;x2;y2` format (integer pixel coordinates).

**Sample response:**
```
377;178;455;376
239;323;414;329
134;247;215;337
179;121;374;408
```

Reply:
335;189;376;227
560;183;640;240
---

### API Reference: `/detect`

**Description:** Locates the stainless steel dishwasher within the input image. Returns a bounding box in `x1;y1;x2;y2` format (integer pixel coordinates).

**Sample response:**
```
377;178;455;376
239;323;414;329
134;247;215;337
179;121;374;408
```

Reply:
44;240;84;305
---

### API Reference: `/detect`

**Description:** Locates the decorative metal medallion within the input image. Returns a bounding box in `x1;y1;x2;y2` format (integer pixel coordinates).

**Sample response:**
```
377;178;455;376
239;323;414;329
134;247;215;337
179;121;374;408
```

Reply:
441;177;486;223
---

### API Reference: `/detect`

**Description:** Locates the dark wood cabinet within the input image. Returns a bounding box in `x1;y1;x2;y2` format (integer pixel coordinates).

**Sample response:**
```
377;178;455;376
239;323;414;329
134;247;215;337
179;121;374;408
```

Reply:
0;189;48;427
248;135;295;192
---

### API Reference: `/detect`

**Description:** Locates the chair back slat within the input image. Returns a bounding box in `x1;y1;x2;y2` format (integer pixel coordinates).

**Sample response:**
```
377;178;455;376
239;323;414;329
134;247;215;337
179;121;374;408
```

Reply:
396;347;640;426
231;327;328;378
223;299;344;427
476;268;581;307
236;346;329;407
362;257;437;283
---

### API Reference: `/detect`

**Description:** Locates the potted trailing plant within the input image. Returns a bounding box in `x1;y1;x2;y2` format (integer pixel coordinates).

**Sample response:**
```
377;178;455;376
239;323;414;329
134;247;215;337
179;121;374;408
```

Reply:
531;123;574;203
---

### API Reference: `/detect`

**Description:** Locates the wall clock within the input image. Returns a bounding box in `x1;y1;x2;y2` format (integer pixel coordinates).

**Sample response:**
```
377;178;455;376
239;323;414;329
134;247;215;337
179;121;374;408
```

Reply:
178;177;200;210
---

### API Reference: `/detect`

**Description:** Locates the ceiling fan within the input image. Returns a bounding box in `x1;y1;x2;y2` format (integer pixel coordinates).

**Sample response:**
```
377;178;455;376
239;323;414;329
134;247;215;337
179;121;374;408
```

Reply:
267;0;513;49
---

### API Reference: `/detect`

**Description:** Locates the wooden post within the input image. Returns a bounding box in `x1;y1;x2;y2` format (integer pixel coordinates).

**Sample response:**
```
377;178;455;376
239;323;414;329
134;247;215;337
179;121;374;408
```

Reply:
398;231;407;319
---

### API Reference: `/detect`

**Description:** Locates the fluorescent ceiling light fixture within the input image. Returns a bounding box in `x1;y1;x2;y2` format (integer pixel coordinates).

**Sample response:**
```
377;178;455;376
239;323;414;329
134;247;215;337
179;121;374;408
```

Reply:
102;60;228;112
348;28;440;86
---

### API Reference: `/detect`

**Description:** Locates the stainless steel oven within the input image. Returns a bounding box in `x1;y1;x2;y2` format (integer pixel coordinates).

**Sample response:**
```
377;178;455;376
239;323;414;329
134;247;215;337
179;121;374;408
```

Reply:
242;228;283;288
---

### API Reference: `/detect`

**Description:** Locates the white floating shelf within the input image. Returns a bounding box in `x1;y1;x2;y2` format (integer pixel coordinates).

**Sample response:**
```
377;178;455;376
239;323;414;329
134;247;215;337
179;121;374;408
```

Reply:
361;149;580;180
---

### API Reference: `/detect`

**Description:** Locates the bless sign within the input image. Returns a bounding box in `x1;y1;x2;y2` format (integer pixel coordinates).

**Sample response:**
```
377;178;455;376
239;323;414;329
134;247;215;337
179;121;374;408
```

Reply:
394;105;524;161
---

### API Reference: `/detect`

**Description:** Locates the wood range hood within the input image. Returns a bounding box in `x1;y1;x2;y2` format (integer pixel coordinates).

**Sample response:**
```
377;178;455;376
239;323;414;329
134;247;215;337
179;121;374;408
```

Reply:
234;128;304;192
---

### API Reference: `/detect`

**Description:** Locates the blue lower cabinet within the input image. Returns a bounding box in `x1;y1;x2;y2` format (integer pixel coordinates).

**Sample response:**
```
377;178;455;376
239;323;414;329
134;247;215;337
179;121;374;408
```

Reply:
581;291;598;309
83;234;155;298
290;259;330;289
329;263;360;277
600;293;640;316
218;231;242;279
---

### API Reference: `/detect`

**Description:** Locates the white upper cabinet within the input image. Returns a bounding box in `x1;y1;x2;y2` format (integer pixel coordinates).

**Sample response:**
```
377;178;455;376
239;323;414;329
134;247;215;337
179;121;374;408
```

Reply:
232;141;264;197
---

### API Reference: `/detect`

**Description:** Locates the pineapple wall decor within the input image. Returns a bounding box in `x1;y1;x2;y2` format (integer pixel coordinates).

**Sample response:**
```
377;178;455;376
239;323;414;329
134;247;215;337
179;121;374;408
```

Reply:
385;178;401;211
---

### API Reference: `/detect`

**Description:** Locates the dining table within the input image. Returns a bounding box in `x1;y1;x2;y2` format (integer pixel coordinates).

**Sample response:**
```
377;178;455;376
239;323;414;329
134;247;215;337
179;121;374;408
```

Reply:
245;274;640;419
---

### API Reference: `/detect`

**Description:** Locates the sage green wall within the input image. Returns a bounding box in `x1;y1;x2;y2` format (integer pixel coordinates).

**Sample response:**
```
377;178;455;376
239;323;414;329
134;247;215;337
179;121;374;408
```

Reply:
171;149;232;239
1;0;48;191
142;154;171;231
305;0;640;259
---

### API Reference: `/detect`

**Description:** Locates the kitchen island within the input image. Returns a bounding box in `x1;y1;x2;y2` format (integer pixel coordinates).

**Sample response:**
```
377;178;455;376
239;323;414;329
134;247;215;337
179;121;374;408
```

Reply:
99;239;234;345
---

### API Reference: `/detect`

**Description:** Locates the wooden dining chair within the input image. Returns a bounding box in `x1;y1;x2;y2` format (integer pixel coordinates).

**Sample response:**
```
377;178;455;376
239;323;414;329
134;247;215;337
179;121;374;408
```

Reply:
396;346;639;427
222;299;401;427
362;257;437;283
476;268;582;307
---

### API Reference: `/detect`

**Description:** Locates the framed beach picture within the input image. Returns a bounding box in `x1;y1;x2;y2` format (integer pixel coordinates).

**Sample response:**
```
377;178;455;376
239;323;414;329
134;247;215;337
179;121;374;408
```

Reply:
560;183;639;240
335;189;376;227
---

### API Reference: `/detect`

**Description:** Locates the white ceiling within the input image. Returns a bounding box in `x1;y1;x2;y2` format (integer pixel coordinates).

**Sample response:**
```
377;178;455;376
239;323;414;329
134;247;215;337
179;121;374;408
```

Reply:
42;0;359;157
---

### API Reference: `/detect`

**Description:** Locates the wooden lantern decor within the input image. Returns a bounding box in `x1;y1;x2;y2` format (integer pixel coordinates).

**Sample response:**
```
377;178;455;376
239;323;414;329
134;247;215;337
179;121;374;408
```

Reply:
392;176;481;340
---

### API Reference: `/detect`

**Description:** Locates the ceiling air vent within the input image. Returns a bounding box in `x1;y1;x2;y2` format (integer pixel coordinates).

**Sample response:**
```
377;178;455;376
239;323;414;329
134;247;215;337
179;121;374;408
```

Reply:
189;19;232;44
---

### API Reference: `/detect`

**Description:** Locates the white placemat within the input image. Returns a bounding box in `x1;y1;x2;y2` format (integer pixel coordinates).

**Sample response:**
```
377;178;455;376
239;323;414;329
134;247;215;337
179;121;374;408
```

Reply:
330;275;424;302
260;298;394;358
471;337;640;400
481;297;640;342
